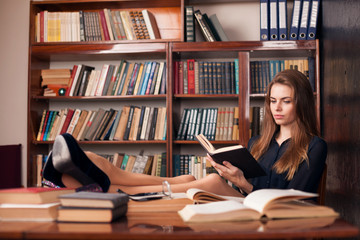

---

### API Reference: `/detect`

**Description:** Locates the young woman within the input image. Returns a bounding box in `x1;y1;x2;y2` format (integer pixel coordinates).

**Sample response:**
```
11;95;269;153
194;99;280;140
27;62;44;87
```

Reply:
42;69;326;197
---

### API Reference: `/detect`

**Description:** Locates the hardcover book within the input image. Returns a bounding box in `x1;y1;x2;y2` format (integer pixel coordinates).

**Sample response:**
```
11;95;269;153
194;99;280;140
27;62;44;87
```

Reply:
0;187;75;204
58;192;128;209
178;189;339;223
0;202;60;221
195;134;266;178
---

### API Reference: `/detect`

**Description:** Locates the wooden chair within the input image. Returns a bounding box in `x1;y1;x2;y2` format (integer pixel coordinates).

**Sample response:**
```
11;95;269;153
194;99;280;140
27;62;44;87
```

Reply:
0;144;22;189
317;164;327;205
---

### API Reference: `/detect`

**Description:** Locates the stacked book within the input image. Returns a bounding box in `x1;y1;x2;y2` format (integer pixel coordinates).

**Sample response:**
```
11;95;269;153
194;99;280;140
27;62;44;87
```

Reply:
57;192;129;223
0;187;74;221
41;68;71;96
35;9;161;42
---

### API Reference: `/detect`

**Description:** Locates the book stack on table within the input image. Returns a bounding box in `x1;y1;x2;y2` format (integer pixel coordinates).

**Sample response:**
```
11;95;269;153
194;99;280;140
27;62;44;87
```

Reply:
57;192;129;223
0;187;75;221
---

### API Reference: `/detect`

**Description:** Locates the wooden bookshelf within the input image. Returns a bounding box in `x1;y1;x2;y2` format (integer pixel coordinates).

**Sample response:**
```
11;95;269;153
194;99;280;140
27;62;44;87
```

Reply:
27;0;320;186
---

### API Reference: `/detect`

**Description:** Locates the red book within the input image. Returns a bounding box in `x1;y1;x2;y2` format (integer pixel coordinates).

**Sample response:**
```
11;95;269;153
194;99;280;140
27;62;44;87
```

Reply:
0;187;75;204
98;10;110;41
59;108;75;134
65;65;78;96
40;11;44;42
187;59;196;94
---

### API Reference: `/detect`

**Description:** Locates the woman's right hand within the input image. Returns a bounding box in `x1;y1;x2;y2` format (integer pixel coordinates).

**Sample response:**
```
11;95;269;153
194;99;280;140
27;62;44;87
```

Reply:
206;154;253;194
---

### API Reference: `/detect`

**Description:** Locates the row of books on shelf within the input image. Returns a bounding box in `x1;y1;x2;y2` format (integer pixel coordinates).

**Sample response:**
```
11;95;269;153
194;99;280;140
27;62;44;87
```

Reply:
35;9;160;42
250;57;315;94
173;59;238;95
184;6;229;42
42;61;166;97
176;107;239;141
36;106;167;142
173;154;216;180
35;152;167;187
260;0;320;41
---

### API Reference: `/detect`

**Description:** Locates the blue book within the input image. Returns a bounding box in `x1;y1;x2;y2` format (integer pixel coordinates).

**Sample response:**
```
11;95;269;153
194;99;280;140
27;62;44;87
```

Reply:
308;57;315;91
126;63;140;95
139;62;153;95
135;62;148;95
306;0;320;40
278;0;288;40
260;0;269;41
43;111;54;141
159;62;166;94
234;59;239;94
289;0;303;40
298;0;311;40
173;155;181;177
269;0;279;40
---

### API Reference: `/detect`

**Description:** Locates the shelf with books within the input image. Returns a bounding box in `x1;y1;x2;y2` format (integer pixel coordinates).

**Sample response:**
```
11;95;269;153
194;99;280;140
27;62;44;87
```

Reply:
30;0;183;44
27;0;322;186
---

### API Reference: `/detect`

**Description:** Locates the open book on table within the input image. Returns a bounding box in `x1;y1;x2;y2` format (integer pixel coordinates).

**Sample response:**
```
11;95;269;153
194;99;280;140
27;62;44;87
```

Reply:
195;134;266;178
127;188;243;213
185;188;244;204
178;188;339;222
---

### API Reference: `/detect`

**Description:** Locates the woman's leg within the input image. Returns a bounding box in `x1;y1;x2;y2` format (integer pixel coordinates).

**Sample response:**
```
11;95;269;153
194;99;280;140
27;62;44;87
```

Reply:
84;151;196;186
109;173;243;197
60;151;197;189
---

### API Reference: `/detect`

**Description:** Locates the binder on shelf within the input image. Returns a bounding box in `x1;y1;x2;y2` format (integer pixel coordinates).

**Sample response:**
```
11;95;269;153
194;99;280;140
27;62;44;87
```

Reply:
307;0;320;40
278;0;288;40
269;0;278;40
289;0;303;40
260;0;269;41
298;0;311;40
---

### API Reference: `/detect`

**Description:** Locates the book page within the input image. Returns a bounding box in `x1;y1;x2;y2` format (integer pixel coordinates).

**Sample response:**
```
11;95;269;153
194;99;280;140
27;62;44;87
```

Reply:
178;200;260;222
186;188;244;203
243;189;318;213
195;134;215;153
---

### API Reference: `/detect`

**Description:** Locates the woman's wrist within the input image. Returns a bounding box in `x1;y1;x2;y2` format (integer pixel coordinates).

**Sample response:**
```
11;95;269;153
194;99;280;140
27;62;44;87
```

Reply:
238;179;253;194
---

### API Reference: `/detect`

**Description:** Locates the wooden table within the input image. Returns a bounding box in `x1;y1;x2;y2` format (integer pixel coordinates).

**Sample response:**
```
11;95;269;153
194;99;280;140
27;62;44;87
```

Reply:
0;212;358;240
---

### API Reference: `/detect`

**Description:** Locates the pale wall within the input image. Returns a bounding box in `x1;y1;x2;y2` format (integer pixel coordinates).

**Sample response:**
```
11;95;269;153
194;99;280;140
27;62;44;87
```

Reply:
0;0;29;186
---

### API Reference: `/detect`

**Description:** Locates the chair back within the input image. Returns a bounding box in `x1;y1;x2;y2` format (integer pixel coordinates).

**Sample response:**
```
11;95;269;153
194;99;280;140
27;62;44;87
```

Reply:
317;164;327;205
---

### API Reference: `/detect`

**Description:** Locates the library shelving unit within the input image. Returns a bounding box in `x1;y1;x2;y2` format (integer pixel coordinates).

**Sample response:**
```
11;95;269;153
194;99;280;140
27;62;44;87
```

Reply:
27;0;320;186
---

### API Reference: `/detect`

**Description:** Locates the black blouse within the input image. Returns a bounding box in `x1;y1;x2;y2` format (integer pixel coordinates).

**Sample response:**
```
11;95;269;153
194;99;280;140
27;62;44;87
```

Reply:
248;135;327;193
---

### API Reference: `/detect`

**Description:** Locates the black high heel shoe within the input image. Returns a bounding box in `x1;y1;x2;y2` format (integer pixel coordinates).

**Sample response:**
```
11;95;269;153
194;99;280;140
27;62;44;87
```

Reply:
52;133;110;192
42;151;66;188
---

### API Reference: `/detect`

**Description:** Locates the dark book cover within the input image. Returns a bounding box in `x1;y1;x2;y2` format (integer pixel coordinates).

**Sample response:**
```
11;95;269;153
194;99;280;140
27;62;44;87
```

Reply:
123;106;135;140
59;192;129;208
196;134;266;179
184;6;195;42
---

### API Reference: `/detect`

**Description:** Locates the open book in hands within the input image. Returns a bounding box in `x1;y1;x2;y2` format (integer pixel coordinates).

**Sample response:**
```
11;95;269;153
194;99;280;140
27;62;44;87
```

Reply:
195;134;266;178
178;188;339;223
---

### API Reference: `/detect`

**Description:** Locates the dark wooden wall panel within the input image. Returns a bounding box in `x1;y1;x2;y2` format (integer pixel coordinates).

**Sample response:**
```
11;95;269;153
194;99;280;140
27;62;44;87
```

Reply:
320;0;360;231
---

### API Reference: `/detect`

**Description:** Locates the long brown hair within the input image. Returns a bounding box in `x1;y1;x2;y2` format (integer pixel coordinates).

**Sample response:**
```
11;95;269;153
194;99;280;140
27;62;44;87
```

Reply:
250;69;318;180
